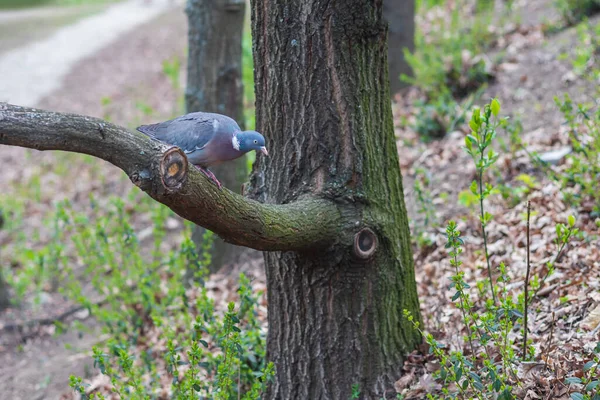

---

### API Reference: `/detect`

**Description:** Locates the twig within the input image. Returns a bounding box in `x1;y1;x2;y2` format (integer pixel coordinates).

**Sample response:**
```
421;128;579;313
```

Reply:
1;305;87;334
478;136;497;305
1;296;107;343
543;312;556;363
523;201;531;361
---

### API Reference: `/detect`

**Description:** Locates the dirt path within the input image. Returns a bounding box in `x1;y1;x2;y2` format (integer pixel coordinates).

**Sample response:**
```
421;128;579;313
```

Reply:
0;5;188;400
0;0;179;106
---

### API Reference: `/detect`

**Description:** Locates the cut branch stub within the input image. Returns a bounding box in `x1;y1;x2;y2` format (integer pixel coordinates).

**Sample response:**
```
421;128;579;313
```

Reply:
160;147;188;191
353;227;378;260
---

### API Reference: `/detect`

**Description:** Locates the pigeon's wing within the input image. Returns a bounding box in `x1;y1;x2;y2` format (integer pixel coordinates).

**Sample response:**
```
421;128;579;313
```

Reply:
136;112;240;154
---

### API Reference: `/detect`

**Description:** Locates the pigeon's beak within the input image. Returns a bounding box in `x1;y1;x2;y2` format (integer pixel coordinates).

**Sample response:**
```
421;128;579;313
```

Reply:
260;146;268;156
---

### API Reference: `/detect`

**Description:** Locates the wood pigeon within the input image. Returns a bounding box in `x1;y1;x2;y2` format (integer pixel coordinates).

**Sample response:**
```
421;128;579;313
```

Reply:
137;112;267;189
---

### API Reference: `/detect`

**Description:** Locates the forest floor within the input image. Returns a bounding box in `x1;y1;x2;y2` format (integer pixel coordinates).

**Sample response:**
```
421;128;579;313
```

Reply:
0;0;599;398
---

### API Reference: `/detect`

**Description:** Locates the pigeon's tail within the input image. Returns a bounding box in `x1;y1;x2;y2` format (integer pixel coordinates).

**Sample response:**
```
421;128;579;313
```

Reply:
136;123;160;138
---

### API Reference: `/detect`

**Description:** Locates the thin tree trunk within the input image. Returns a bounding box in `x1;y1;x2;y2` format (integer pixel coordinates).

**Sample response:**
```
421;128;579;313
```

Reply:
385;0;415;95
249;1;422;398
0;213;9;310
0;269;10;311
186;0;249;272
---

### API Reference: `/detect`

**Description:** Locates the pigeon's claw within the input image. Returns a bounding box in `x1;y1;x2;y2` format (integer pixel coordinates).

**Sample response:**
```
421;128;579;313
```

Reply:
195;165;223;190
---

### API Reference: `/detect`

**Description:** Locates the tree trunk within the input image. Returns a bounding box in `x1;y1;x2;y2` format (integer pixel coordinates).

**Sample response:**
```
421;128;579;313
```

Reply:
249;1;422;398
0;269;10;311
0;213;9;310
185;0;249;272
384;0;415;95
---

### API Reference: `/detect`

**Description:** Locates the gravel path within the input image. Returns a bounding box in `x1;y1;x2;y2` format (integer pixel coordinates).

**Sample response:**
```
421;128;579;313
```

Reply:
0;0;179;106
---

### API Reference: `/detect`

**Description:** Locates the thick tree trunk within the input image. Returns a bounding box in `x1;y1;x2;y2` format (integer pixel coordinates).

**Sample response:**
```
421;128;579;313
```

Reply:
186;0;249;271
385;0;415;95
249;1;422;398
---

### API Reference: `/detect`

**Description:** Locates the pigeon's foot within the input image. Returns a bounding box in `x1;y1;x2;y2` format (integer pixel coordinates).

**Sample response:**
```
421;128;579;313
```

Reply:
195;165;223;190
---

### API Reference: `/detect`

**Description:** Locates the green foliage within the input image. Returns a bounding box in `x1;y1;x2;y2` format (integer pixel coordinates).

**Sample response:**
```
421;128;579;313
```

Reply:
551;94;600;215
405;0;500;140
350;383;361;399
58;204;272;399
464;99;503;304
403;0;495;101
242;26;255;131
242;25;257;172
555;0;600;25
565;342;600;400
3;189;271;399
411;167;438;247
403;99;578;399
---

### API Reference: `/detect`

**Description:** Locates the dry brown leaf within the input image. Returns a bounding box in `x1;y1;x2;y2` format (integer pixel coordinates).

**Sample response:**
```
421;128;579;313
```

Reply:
580;304;600;331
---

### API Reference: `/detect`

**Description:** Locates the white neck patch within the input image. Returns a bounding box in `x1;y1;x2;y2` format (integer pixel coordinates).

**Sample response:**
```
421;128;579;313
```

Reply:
232;135;241;151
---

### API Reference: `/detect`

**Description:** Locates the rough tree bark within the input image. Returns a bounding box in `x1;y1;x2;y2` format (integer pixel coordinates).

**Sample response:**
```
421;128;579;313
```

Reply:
186;0;249;271
248;1;422;398
384;0;415;95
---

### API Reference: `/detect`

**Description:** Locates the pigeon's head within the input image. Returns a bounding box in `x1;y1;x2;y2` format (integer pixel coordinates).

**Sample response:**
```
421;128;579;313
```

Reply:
234;131;268;156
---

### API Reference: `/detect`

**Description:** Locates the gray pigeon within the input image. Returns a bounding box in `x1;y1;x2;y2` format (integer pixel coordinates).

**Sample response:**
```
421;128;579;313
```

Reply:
137;112;267;189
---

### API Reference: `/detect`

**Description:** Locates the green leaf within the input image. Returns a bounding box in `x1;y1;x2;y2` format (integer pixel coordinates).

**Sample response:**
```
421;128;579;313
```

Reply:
465;136;473;151
493;378;502;392
568;215;576;228
469;119;479;132
585;380;599;391
570;393;584;400
583;361;597;371
491;98;501;117
470;180;478;195
566;377;583;385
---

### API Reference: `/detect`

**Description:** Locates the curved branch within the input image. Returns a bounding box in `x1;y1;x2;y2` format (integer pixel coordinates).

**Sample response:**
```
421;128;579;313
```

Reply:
0;103;341;251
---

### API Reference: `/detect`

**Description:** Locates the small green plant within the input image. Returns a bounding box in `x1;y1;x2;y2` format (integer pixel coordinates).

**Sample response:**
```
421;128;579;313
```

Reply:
464;98;502;304
350;383;361;399
402;99;579;399
545;94;600;215
564;342;600;400
404;0;499;141
403;0;495;103
411;167;437;247
412;91;463;139
2;191;271;399
529;215;579;299
555;0;600;25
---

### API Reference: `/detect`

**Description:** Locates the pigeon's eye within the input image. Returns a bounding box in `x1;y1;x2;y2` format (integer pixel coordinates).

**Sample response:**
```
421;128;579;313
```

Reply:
253;140;258;144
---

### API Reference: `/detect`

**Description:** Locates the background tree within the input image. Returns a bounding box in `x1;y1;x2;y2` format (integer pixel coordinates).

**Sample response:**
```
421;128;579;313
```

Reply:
0;271;9;311
385;0;415;95
186;0;248;271
0;0;422;397
0;213;10;310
